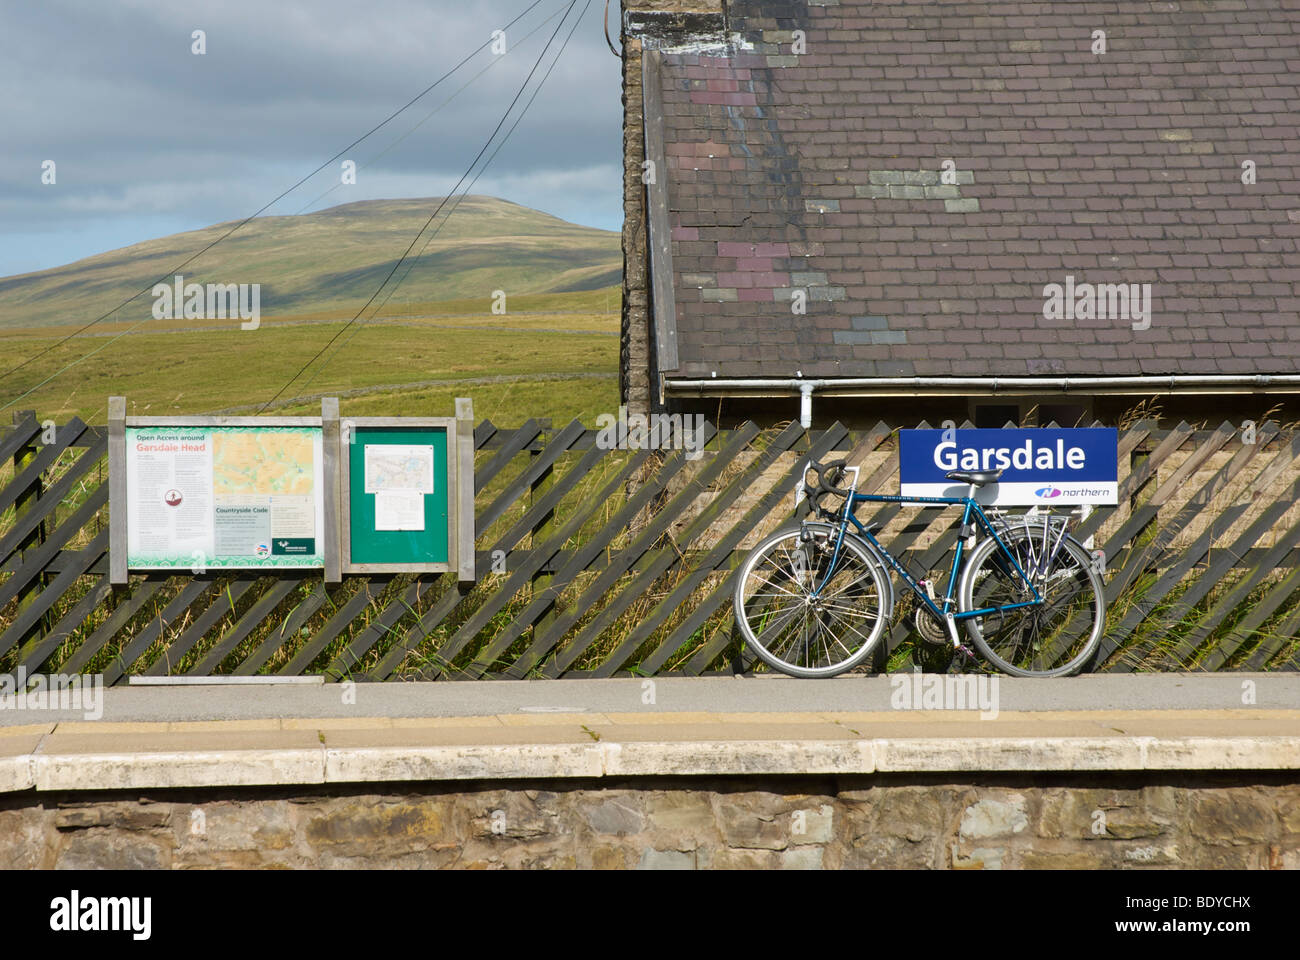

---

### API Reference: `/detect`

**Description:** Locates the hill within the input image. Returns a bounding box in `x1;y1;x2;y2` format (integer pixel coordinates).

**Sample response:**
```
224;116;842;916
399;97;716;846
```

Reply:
0;196;621;329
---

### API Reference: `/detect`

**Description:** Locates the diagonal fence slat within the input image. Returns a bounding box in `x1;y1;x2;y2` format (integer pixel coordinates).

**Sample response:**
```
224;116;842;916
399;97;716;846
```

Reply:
1193;511;1300;670
1244;601;1300;671
142;578;262;675
0;438;106;566
326;423;584;678
541;420;814;678
499;422;753;680
361;435;644;679
676;424;895;676
1101;514;1251;669
15;575;113;675
1158;474;1300;668
1103;429;1299;667
419;444;654;679
464;428;721;679
276;576;395;676
0;531;107;660
69;574;183;681
323;577;436;678
472;422;730;678
1100;462;1279;665
0;485;108;604
187;577;308;675
1232;562;1300;671
610;422;850;677
0;413;40;467
232;581;331;676
473;419;584;535
474;420;542;496
0;419;89;518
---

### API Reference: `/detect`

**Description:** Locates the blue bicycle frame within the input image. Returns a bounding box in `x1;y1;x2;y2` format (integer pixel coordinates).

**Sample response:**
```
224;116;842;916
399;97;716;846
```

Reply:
810;485;1046;641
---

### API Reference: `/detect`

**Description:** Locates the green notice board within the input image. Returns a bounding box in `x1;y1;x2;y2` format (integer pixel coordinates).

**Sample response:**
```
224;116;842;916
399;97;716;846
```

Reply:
345;425;450;568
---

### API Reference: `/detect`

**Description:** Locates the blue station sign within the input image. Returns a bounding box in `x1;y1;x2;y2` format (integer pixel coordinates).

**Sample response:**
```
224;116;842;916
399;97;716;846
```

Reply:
899;427;1119;505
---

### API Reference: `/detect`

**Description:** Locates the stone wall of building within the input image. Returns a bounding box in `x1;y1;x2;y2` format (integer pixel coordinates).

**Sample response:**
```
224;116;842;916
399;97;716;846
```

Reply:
3;774;1297;869
621;10;649;417
621;1;727;416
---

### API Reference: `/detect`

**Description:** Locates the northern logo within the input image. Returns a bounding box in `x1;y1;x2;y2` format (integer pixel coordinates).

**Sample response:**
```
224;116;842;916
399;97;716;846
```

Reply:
1035;485;1063;499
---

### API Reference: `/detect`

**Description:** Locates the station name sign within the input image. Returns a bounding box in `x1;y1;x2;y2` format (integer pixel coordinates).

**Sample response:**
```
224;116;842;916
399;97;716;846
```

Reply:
899;427;1119;505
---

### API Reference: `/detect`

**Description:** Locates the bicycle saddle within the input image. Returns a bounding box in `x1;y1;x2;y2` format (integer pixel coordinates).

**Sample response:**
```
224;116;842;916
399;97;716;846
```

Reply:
946;469;1003;486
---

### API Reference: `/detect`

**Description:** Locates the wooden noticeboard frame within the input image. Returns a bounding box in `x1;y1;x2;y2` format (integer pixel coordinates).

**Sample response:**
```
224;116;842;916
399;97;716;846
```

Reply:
337;399;475;581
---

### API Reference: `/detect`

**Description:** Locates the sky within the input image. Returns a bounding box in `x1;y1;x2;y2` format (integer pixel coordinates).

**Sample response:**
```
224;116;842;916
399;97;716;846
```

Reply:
0;0;623;278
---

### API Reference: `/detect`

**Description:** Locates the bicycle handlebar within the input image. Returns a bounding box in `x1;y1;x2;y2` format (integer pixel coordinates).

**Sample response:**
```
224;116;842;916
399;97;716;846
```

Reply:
805;458;851;507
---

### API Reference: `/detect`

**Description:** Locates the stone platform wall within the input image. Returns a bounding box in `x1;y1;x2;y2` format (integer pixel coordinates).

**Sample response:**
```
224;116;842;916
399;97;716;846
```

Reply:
3;773;1298;869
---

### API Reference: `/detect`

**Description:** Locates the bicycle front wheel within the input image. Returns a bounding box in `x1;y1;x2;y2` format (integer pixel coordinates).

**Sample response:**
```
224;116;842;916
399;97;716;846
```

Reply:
958;526;1105;678
733;523;888;678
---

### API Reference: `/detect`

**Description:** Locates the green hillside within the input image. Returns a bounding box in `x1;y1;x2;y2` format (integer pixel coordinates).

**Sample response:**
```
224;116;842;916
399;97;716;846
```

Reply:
0;196;622;329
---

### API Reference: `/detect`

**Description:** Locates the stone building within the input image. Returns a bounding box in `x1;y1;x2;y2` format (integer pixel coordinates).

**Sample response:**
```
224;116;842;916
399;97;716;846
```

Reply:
619;0;1300;428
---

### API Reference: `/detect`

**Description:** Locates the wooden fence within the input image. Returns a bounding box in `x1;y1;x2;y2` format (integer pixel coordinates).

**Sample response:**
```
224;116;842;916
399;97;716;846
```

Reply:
1;411;1297;681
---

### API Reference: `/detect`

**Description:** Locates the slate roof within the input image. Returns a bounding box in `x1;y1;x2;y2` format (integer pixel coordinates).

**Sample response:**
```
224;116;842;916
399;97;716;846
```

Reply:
647;0;1300;383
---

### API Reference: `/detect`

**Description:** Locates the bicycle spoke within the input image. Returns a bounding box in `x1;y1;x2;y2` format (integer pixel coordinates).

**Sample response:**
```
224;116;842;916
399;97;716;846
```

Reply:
818;606;878;649
964;526;1104;675
752;604;805;655
736;525;886;676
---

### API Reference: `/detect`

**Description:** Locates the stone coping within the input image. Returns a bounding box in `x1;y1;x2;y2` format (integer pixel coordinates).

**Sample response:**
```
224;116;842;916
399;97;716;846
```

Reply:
0;710;1297;793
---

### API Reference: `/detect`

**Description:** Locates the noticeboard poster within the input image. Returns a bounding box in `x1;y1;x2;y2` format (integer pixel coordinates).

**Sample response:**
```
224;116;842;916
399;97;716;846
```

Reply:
124;425;325;570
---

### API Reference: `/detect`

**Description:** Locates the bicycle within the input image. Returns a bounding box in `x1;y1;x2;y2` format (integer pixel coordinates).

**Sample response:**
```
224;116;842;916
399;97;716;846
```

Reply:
732;458;1107;678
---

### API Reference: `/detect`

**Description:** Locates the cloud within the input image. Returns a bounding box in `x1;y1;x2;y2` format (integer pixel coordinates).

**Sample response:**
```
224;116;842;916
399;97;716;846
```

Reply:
0;0;622;275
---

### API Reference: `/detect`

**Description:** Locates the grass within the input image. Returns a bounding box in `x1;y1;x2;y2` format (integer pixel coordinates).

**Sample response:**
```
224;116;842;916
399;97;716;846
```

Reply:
0;286;620;425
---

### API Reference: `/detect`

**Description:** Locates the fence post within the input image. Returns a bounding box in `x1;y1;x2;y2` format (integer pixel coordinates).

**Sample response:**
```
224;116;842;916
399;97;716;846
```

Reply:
107;396;128;587
12;410;49;652
529;418;556;649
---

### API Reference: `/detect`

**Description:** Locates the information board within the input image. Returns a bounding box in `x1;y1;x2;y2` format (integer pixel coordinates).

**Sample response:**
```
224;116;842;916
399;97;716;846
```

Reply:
108;397;475;584
899;427;1119;505
121;423;325;570
344;425;450;569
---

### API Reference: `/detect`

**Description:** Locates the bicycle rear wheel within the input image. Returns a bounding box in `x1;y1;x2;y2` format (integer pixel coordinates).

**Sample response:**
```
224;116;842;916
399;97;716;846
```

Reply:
958;525;1105;678
733;523;888;678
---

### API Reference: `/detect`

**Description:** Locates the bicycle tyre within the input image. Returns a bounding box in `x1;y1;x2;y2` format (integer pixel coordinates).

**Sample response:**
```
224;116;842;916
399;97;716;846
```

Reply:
958;526;1106;678
733;522;888;678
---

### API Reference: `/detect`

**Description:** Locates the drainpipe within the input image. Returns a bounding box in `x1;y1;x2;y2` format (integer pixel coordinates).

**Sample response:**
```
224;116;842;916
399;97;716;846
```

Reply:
798;380;815;429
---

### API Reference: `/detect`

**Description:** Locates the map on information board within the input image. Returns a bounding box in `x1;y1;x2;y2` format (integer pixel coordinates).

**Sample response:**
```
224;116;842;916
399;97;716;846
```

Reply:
364;444;434;494
125;425;325;569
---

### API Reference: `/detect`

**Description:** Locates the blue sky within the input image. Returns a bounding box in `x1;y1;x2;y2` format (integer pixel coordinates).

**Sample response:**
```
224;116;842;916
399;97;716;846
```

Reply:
0;0;622;278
